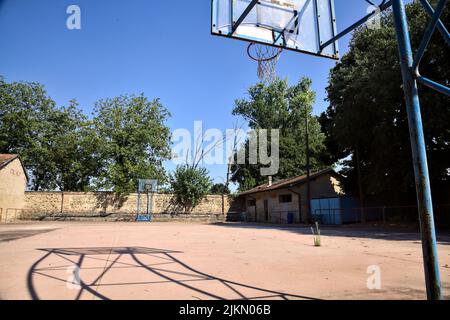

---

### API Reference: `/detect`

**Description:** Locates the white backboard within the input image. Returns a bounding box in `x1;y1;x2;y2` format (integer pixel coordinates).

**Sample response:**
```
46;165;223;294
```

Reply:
211;0;339;59
138;179;158;193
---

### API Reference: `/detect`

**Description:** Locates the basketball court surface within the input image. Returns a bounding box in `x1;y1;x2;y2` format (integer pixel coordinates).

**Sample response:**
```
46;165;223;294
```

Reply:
0;0;448;302
0;222;448;300
210;0;449;299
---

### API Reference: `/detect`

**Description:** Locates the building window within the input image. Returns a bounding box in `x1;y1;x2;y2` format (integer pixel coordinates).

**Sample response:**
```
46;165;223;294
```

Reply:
247;199;256;207
279;194;292;203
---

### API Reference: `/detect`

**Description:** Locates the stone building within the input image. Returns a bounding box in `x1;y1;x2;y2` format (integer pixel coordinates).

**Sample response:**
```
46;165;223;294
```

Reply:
0;154;28;222
238;168;348;224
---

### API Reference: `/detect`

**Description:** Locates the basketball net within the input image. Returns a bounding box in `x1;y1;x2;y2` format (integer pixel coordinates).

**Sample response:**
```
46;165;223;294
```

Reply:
247;43;283;83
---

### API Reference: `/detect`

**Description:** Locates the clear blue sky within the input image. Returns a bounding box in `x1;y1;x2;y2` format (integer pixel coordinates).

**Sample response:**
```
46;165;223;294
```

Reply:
0;0;389;187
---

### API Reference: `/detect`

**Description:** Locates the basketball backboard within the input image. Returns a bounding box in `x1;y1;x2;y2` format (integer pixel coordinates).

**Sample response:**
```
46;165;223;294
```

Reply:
138;179;158;193
211;0;339;59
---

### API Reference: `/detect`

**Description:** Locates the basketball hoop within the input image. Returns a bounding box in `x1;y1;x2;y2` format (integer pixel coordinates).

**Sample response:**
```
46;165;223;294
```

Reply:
247;43;282;83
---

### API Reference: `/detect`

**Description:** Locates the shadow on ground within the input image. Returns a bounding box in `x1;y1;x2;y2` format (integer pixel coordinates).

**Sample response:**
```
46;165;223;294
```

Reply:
0;229;58;243
212;223;450;244
27;246;317;300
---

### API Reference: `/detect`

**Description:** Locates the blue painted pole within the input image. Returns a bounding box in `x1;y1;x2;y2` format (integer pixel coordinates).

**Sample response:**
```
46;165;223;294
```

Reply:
391;0;442;300
412;0;447;71
417;75;450;96
418;0;450;47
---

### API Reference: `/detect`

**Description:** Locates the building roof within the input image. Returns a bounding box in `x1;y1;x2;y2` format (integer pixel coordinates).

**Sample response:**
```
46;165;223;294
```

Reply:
0;154;29;181
0;154;19;168
238;168;340;196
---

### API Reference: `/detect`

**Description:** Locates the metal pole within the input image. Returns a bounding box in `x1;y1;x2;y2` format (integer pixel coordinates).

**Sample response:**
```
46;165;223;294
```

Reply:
146;191;150;216
391;0;442;300
305;105;311;223
136;190;140;220
355;145;366;223
417;0;450;47
149;192;154;220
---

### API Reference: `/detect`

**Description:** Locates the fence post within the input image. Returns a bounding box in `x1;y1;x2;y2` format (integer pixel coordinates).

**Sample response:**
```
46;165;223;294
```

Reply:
221;194;225;215
60;191;64;214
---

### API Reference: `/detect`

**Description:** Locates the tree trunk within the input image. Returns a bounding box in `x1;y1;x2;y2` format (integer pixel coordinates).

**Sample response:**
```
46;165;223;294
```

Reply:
356;145;366;223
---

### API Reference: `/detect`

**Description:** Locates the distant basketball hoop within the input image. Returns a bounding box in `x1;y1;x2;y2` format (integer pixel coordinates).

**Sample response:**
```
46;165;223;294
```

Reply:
137;179;158;222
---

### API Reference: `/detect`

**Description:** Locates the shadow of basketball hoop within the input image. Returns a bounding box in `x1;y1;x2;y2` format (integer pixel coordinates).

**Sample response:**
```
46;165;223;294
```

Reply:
27;246;317;300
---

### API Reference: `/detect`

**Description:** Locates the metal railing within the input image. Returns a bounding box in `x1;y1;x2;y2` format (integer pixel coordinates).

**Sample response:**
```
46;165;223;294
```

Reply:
312;208;342;225
313;204;450;225
269;211;300;224
244;210;300;224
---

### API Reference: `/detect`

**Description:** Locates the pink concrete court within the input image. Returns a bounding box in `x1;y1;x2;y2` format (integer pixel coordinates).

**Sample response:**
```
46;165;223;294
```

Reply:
0;222;449;300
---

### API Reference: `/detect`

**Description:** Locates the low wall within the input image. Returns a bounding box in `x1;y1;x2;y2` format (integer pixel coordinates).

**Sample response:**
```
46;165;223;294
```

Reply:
14;191;238;222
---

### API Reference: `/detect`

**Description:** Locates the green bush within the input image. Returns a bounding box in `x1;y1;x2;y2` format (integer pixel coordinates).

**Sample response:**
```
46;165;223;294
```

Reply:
170;165;212;213
311;222;321;247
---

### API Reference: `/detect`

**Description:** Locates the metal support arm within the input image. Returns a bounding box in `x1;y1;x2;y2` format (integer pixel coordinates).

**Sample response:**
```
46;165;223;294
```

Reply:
232;0;259;34
417;75;450;96
412;0;448;71
418;0;450;46
320;1;393;51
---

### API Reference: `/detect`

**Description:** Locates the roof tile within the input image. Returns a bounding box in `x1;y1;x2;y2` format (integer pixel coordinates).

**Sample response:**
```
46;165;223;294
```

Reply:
0;154;19;167
239;168;338;196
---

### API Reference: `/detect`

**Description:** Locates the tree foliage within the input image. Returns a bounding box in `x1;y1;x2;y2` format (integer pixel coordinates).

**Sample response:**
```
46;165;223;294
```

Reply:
0;79;99;190
92;94;171;194
231;77;329;191
170;165;212;211
210;183;230;195
0;78;172;194
320;1;450;203
39;100;102;191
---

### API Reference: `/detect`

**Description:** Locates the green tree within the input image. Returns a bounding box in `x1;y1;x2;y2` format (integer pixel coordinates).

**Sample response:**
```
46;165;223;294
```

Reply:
41;100;103;191
170;165;212;212
0;77;55;183
210;183;230;195
231;77;328;191
0;78;99;190
320;2;450;205
92;94;171;194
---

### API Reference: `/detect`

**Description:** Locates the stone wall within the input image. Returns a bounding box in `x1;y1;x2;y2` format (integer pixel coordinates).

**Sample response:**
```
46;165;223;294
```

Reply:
19;191;237;222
